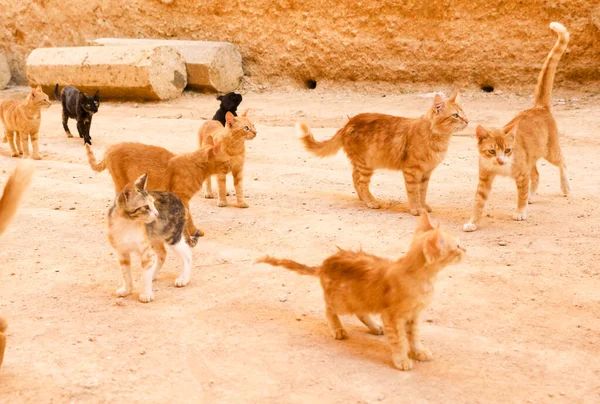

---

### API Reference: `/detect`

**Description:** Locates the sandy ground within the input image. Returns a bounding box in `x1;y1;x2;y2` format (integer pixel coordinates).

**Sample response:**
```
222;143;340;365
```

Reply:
0;87;599;403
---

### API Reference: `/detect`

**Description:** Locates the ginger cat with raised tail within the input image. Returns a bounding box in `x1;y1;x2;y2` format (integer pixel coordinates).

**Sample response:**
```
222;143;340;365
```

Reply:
198;110;257;208
0;86;51;160
86;139;231;239
0;160;35;368
256;212;466;371
463;22;571;232
297;93;468;214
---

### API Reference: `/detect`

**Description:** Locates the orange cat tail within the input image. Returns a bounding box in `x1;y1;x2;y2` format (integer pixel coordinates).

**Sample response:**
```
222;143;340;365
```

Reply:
296;122;343;158
534;22;569;108
0;317;6;333
85;144;106;172
0;160;34;236
255;255;320;276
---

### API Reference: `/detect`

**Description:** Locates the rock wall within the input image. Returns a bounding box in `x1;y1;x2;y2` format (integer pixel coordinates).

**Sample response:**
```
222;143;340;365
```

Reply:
1;0;599;92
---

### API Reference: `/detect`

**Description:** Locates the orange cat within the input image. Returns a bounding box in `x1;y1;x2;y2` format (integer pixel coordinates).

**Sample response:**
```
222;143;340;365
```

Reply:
0;86;51;160
198;110;257;208
297;93;468;214
86;139;231;238
463;22;570;232
256;212;465;371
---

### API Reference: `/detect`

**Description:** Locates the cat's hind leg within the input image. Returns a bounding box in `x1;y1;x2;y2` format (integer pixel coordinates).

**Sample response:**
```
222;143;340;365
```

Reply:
203;176;214;199
62;111;72;137
545;137;570;196
529;165;539;204
352;164;380;209
19;132;30;159
216;173;228;207
357;314;384;335
5;130;19;157
325;305;348;340
513;172;530;221
169;237;192;287
116;252;133;297
150;240;167;281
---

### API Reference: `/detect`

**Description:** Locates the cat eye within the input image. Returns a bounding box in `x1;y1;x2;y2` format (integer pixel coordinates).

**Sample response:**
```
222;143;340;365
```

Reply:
243;126;249;131
451;113;459;118
488;150;496;155
505;149;512;154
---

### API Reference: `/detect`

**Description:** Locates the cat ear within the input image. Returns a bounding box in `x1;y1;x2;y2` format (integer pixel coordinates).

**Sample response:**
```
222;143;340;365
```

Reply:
35;85;43;92
504;124;518;141
117;190;128;206
423;231;445;264
93;90;100;101
415;211;435;233
225;112;236;127
217;95;224;101
134;173;148;191
449;91;460;104
475;125;491;142
433;94;445;113
241;108;249;117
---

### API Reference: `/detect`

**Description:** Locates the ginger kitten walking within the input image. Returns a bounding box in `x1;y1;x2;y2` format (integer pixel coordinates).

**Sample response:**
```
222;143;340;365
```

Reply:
256;212;465;371
464;22;571;232
298;93;468;214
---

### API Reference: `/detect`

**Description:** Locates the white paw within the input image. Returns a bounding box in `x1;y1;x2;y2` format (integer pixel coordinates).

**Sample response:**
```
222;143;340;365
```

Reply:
217;200;227;207
370;325;384;335
204;193;214;199
528;195;535;204
463;222;477;232
116;287;131;297
366;202;381;209
409;208;422;216
139;292;154;303
513;211;527;221
410;348;433;362
392;354;413;371
174;277;189;287
332;328;348;340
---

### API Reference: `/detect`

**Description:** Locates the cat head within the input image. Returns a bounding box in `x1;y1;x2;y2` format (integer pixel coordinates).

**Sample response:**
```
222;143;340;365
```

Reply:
475;125;517;166
428;91;468;135
27;85;51;109
413;212;466;268
117;173;159;224
79;90;100;115
225;110;257;141
217;92;242;112
203;137;233;174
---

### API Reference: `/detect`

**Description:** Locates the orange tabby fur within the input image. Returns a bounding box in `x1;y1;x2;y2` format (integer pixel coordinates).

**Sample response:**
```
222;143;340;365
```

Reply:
298;93;468;214
463;22;570;232
86;140;231;238
198;110;257;208
0;86;51;160
256;212;465;371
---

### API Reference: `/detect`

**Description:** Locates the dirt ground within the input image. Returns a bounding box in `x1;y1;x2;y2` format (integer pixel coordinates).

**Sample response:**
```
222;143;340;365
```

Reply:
0;86;599;403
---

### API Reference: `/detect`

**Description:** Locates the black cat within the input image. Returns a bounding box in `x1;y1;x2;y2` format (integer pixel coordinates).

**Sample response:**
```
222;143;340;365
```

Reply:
54;84;99;145
212;92;242;126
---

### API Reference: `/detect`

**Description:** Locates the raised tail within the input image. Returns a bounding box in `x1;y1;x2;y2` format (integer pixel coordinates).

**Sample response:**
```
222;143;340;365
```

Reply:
534;22;570;108
255;255;320;276
85;144;106;172
54;84;61;101
296;122;343;158
0;160;35;236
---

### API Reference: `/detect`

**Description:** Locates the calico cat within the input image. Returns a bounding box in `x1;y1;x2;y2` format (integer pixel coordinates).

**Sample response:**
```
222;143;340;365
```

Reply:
298;93;468;214
0;85;51;159
54;84;99;145
86;139;231;238
463;22;570;232
198;110;257;208
256;212;465;371
0;160;35;368
108;174;198;303
212;92;243;126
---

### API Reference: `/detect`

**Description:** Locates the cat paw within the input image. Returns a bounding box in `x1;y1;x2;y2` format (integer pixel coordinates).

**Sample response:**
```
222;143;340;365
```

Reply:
423;204;433;213
32;155;42;160
139;292;154;303
409;208;422;216
561;183;570;196
10;152;19;157
66;132;73;138
513;211;527;221
237;201;249;208
366;201;381;209
410;348;433;362
528;195;535;204
204;193;215;199
369;324;384;335
392;354;413;371
331;328;348;340
463;222;477;232
217;200;228;207
116;287;131;297
174;277;189;287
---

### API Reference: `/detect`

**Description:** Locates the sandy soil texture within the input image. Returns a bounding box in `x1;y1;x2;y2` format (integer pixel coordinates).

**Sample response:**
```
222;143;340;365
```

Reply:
0;87;599;403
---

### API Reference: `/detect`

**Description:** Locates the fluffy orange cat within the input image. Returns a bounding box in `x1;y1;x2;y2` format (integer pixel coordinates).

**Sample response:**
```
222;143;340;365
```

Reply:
86;139;231;238
297;93;468;214
0;86;51;160
464;22;571;232
256;212;465;371
198;110;257;208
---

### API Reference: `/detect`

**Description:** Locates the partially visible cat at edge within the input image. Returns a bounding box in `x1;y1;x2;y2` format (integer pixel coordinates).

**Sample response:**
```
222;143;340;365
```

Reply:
54;84;100;146
86;139;231;238
255;211;465;371
107;173;198;303
0;160;35;369
0;86;51;160
463;22;571;232
297;92;468;214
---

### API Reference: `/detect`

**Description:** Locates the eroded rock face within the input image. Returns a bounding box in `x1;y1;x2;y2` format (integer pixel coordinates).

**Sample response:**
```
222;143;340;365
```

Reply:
26;46;187;101
0;53;10;89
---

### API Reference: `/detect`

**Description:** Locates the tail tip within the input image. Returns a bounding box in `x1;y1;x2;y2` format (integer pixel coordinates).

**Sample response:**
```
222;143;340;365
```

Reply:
295;122;310;139
549;22;567;33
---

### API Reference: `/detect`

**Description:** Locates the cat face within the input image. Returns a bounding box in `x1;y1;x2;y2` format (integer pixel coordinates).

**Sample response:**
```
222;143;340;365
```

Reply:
27;86;51;109
475;125;516;166
429;92;468;134
118;174;159;224
79;90;100;115
225;111;257;141
217;92;242;111
414;212;466;267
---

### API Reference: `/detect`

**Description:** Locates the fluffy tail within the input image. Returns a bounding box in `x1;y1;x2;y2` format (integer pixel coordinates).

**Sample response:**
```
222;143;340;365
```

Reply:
255;255;320;276
0;160;35;236
54;84;61;101
85;144;106;172
297;122;343;158
534;22;570;108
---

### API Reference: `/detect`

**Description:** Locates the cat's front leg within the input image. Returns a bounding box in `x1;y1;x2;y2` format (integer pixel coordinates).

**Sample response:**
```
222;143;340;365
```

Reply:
216;174;228;207
403;171;423;216
463;173;495;232
419;171;433;212
232;167;248;208
203;176;214;199
30;131;42;160
407;315;432;362
382;311;412;370
5;130;19;157
139;243;157;303
19;132;30;159
513;174;530;221
115;252;133;297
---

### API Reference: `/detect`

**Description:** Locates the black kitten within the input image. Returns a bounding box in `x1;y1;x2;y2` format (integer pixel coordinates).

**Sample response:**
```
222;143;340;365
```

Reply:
54;84;99;145
212;92;242;126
